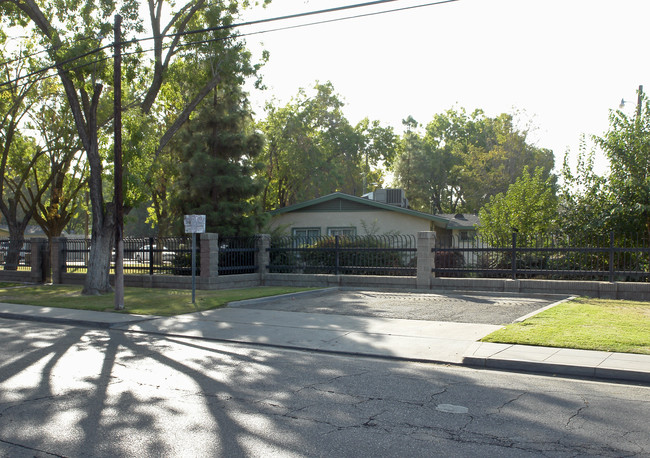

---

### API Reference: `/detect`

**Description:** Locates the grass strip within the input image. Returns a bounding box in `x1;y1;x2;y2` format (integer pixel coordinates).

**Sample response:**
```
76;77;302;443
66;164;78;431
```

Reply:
481;297;650;355
0;284;318;316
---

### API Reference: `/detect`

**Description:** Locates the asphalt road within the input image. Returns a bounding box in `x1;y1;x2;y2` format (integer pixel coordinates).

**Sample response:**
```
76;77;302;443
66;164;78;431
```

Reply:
1;318;647;457
235;289;569;325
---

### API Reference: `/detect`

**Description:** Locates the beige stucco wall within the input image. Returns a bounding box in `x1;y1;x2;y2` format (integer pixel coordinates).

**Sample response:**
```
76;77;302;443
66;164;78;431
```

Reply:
269;210;434;236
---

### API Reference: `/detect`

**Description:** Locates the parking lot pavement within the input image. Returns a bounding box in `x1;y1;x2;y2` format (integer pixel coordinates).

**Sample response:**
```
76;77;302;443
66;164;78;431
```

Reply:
229;288;572;325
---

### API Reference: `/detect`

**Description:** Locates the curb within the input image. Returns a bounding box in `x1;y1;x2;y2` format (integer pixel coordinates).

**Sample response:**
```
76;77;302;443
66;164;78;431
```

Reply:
0;311;119;329
463;355;650;384
226;287;338;307
512;296;576;323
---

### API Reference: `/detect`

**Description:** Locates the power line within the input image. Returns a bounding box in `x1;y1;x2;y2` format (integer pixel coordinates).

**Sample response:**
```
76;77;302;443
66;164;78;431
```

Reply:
0;42;113;89
136;0;458;58
127;0;457;46
0;48;51;68
163;0;456;40
123;0;460;66
233;0;459;39
0;33;111;68
2;0;400;67
0;0;459;92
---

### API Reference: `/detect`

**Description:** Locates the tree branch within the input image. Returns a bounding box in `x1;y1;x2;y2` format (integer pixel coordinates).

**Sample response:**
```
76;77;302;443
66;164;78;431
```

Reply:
152;70;221;162
141;0;206;114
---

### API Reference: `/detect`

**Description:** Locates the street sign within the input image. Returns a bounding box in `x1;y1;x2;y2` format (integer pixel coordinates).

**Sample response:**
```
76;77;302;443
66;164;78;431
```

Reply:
183;214;205;306
184;214;206;234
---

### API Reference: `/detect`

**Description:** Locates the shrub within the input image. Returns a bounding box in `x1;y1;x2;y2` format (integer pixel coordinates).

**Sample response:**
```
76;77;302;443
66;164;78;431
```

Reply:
171;252;198;276
300;236;408;275
434;251;465;277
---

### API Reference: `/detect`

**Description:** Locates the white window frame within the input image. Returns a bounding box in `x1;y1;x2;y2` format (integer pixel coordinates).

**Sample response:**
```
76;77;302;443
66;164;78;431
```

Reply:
292;228;320;237
327;227;356;237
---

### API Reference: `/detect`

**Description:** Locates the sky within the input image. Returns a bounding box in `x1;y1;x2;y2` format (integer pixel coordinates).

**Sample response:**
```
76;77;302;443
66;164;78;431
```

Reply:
239;0;650;179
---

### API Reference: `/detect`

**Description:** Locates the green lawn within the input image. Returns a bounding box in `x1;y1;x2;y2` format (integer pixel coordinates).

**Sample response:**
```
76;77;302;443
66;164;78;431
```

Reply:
0;283;317;316
481;297;650;355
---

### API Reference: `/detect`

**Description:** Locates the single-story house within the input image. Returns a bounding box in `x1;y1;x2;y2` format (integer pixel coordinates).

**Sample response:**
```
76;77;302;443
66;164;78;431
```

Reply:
267;190;479;245
0;225;50;239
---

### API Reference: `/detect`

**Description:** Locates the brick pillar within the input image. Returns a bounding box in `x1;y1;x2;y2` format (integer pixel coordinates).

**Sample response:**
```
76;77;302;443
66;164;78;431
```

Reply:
29;238;47;283
50;237;66;284
200;233;219;279
256;234;271;285
417;231;436;289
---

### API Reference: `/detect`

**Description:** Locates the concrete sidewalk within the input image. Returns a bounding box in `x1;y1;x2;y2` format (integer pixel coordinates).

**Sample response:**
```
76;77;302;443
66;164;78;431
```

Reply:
116;307;503;364
1;301;649;384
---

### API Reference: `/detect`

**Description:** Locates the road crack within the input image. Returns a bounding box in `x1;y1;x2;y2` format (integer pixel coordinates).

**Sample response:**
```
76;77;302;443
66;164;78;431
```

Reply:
0;437;66;457
566;396;589;428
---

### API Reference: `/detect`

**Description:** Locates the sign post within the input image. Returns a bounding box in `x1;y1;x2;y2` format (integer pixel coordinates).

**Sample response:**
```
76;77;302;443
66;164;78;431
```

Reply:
183;215;206;305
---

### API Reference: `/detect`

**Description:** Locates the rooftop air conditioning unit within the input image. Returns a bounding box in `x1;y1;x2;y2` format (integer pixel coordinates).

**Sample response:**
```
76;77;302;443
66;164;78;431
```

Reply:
363;188;408;208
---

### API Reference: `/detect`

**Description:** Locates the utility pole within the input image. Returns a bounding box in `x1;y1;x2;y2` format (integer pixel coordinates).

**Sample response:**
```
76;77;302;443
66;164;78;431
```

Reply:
637;84;644;118
114;14;124;310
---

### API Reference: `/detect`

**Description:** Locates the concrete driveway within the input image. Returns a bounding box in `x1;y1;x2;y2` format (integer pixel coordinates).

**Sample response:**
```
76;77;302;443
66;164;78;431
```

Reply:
232;288;570;325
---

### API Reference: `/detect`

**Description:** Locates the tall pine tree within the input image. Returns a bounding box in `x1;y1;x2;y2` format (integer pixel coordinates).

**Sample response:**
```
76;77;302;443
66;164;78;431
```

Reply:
172;86;266;237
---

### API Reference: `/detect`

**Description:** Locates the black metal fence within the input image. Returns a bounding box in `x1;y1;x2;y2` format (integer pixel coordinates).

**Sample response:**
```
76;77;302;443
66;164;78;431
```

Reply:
218;236;259;275
62;236;260;276
63;237;197;275
268;234;417;276
52;231;650;282
434;232;650;281
0;239;32;271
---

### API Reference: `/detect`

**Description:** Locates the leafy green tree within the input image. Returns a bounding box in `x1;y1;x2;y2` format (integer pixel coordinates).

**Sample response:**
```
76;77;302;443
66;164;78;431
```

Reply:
0;36;56;268
594;89;650;237
2;0;139;291
392;117;424;204
260;82;356;209
1;34;86;261
478;166;558;241
1;0;269;293
24;81;88;241
0;135;53;269
171;85;266;237
558;136;613;238
394;114;461;213
393;108;555;214
259;82;395;209
355;117;397;194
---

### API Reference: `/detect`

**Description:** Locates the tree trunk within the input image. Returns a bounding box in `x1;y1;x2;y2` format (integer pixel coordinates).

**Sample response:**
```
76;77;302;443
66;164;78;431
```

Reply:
81;87;114;295
82;135;114;294
83;222;114;295
3;234;24;271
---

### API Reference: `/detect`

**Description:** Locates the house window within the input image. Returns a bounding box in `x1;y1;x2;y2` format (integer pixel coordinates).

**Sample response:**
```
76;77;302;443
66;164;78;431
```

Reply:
292;228;320;240
459;231;475;242
327;227;356;237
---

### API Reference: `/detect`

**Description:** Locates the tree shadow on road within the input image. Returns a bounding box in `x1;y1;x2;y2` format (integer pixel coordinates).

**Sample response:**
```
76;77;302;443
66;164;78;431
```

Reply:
0;319;647;457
